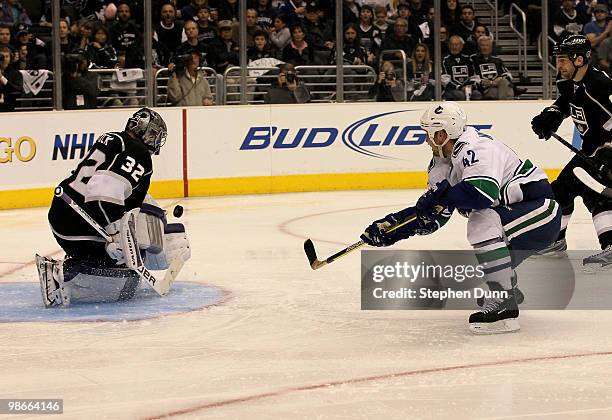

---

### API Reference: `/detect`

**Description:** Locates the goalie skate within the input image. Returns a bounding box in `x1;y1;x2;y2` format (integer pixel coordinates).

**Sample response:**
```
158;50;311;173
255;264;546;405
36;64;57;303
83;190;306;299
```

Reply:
583;246;612;272
469;291;520;335
36;254;70;308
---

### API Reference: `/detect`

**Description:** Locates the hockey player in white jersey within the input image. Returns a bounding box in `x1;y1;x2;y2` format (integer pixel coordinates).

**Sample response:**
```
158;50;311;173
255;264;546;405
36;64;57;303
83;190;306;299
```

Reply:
361;102;561;334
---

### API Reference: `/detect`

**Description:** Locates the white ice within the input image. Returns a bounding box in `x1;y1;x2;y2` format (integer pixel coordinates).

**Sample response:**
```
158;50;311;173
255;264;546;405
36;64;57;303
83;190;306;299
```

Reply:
1;190;612;420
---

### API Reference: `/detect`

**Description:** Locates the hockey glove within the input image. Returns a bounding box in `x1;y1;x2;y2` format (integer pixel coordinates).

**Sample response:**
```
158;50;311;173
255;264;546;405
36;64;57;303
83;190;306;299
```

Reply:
415;180;451;224
531;106;564;140
360;207;437;247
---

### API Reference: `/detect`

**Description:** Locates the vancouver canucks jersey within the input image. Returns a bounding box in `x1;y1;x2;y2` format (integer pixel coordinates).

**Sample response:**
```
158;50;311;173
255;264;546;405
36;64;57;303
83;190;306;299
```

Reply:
427;127;548;207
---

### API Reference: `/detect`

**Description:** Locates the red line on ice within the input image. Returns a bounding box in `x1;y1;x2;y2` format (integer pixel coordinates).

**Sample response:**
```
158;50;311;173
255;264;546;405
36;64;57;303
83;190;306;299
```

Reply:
145;350;612;419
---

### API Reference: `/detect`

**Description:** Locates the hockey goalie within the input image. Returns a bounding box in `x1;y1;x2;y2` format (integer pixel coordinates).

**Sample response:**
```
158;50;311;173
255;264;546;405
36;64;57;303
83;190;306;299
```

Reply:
36;108;191;307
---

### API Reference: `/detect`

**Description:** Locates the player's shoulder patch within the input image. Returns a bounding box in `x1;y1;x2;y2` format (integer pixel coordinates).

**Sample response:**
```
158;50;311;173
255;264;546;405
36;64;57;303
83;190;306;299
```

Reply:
96;132;125;150
451;140;469;158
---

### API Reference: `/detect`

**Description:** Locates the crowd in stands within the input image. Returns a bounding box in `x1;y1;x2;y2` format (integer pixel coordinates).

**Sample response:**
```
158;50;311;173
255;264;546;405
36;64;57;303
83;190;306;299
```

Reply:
1;0;611;110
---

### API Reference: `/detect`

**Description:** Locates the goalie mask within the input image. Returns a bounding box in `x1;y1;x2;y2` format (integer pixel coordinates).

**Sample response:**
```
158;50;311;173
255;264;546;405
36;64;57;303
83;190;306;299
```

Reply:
126;108;168;155
420;102;467;157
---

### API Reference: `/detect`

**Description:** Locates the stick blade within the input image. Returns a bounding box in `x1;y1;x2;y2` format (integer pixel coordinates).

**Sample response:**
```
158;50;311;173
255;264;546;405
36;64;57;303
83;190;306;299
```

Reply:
573;167;612;198
304;239;318;265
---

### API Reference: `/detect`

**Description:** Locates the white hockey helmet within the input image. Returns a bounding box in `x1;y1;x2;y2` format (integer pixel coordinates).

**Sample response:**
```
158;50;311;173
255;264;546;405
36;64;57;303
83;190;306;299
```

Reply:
420;101;467;140
126;108;167;155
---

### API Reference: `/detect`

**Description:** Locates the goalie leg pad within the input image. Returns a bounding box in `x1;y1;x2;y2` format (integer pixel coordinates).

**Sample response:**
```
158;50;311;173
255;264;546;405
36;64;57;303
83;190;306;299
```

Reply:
136;203;166;254
36;254;70;308
63;259;140;303
144;223;191;270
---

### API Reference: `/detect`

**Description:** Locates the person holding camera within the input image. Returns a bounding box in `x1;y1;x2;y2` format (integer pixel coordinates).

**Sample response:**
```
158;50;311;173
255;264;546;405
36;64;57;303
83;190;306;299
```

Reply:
369;60;405;102
168;51;214;106
62;49;101;110
264;63;310;104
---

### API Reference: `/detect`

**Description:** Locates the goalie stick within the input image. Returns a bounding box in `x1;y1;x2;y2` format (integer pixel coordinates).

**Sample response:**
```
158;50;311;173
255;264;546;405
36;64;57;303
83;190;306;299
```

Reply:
54;187;181;296
550;133;612;198
304;213;418;270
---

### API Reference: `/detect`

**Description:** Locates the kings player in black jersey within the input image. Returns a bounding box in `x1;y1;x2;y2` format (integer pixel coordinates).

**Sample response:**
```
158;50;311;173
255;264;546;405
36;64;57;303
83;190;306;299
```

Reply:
36;108;191;307
531;34;612;270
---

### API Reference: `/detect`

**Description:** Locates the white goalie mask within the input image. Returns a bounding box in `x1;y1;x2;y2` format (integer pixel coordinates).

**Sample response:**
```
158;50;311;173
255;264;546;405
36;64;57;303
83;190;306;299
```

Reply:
126;108;168;155
420;102;467;157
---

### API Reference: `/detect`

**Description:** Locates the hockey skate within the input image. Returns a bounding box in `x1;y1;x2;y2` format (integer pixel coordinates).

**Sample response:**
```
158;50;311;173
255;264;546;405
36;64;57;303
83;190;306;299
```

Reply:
532;238;567;258
36;254;70;308
583;246;612;272
476;271;524;307
469;289;520;335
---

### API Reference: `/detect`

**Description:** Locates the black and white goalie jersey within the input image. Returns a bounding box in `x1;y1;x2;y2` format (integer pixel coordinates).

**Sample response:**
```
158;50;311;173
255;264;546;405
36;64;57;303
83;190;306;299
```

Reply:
51;131;153;239
441;53;478;89
553;66;612;156
471;53;512;82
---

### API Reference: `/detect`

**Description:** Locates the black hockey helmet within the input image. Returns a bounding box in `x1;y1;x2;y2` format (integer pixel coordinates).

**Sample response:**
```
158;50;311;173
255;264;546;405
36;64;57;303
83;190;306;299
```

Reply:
553;34;592;62
125;108;167;155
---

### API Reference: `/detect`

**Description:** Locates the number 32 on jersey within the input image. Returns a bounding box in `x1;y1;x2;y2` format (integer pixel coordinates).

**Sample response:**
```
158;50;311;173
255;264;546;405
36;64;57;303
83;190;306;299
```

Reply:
121;156;145;182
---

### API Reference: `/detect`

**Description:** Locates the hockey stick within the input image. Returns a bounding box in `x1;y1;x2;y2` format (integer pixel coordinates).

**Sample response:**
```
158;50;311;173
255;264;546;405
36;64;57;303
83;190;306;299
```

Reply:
550;133;612;198
54;187;179;296
304;213;418;270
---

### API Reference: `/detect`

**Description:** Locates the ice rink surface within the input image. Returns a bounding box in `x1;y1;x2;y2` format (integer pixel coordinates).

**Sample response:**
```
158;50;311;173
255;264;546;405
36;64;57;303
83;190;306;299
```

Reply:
1;190;612;420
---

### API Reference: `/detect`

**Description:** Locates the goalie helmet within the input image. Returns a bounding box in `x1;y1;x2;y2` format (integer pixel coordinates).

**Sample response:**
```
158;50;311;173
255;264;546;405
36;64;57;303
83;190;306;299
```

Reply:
553;34;591;62
420;101;467;140
126;108;167;155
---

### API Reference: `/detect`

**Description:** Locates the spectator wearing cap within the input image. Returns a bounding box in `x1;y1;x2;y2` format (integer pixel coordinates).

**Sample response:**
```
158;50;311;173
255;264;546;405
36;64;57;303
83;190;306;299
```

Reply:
154;3;185;55
109;2;142;56
0;0;31;26
269;14;291;51
254;0;276;30
380;17;418;60
357;5;382;66
584;4;612;50
232;8;262;48
14;23;47;69
282;23;315;66
179;0;208;21
208;19;239;73
303;0;335;56
196;6;217;45
176;20;213;68
0;45;22;111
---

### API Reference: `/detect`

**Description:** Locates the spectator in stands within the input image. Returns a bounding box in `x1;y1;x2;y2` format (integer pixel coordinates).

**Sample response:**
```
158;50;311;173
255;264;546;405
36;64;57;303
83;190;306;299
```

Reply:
0;0;31;26
254;0;276;30
88;25;117;69
168;51;214;106
177;20;213;68
583;4;612;52
374;5;389;35
408;42;434;101
0;24;13;52
74;18;94;50
59;19;76;55
196;6;217;45
62;49;100;109
520;0;543;44
109;2;142;56
179;0;208;21
303;0;334;59
442;0;461;27
357;5;382;66
282;23;315;65
329;23;367;65
208;20;239;73
0;45;22;111
441;34;481;100
232;8;262;48
420;6;434;47
409;0;428;25
380;17;417;59
269;14;291;51
598;36;612;74
264;62;311;103
369;60;405;102
14;42;26;69
552;0;589;41
248;29;279;62
277;0;306;27
343;0;360;25
450;5;478;45
219;0;239;22
155;3;185;55
472;35;514;100
13;23;47;69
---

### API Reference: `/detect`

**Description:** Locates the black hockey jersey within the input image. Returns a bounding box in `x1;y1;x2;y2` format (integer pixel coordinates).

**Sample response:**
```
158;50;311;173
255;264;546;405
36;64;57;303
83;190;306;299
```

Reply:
471;54;512;82
51;131;153;239
553;10;589;39
553;67;612;156
442;53;477;89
